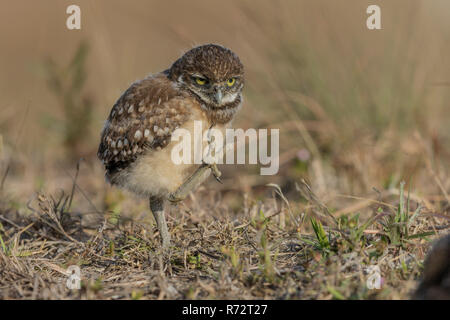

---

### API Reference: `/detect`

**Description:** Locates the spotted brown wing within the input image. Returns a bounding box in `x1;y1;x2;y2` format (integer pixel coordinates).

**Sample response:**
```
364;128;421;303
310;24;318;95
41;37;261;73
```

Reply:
97;74;191;175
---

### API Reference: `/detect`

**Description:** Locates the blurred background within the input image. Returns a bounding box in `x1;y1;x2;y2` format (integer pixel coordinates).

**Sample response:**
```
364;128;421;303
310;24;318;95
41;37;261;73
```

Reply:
0;0;449;214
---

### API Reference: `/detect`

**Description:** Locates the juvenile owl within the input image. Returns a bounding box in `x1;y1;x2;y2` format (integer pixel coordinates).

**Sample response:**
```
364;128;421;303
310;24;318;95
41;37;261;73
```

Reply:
97;44;244;247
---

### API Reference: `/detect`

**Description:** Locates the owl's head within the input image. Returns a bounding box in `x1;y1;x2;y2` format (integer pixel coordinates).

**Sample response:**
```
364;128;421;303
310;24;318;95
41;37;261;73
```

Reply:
168;44;244;110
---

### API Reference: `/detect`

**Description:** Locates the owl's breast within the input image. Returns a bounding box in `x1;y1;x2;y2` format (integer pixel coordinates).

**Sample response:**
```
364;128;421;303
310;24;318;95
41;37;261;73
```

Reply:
111;106;226;198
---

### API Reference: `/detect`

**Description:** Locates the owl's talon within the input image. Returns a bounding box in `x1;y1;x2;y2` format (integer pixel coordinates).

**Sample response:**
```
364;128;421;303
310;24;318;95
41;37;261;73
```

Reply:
167;193;184;203
209;163;222;184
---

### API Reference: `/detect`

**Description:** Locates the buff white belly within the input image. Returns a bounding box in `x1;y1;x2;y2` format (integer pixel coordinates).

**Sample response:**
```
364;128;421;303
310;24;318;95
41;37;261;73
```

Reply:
111;117;226;198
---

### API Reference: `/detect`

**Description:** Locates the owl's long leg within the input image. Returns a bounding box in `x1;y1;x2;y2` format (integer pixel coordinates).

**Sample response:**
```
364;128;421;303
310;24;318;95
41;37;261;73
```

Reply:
151;163;221;247
150;196;171;248
168;163;221;203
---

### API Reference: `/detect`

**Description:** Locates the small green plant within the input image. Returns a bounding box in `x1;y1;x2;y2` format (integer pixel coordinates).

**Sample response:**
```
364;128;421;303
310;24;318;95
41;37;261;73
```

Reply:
188;253;202;269
252;209;275;281
221;245;242;277
380;182;426;246
259;229;274;280
310;217;331;254
131;290;144;300
338;211;380;250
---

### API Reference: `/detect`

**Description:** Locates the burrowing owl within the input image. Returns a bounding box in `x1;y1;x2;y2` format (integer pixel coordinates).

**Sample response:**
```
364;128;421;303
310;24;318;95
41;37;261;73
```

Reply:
97;44;244;247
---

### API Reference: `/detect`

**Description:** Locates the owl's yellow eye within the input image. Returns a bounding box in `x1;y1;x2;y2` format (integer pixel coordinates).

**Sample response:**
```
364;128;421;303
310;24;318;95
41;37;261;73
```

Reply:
195;77;206;85
227;78;236;87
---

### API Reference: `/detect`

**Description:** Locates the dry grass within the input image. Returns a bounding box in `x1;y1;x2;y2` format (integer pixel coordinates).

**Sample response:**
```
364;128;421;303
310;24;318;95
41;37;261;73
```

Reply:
0;174;448;299
0;0;449;299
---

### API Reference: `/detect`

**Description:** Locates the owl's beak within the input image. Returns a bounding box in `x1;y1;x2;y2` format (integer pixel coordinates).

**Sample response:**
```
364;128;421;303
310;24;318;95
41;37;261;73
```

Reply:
214;88;223;105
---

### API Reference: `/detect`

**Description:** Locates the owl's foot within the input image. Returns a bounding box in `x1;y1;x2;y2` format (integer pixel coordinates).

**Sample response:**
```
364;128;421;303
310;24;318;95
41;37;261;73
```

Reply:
150;196;171;249
167;162;222;203
209;163;222;184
